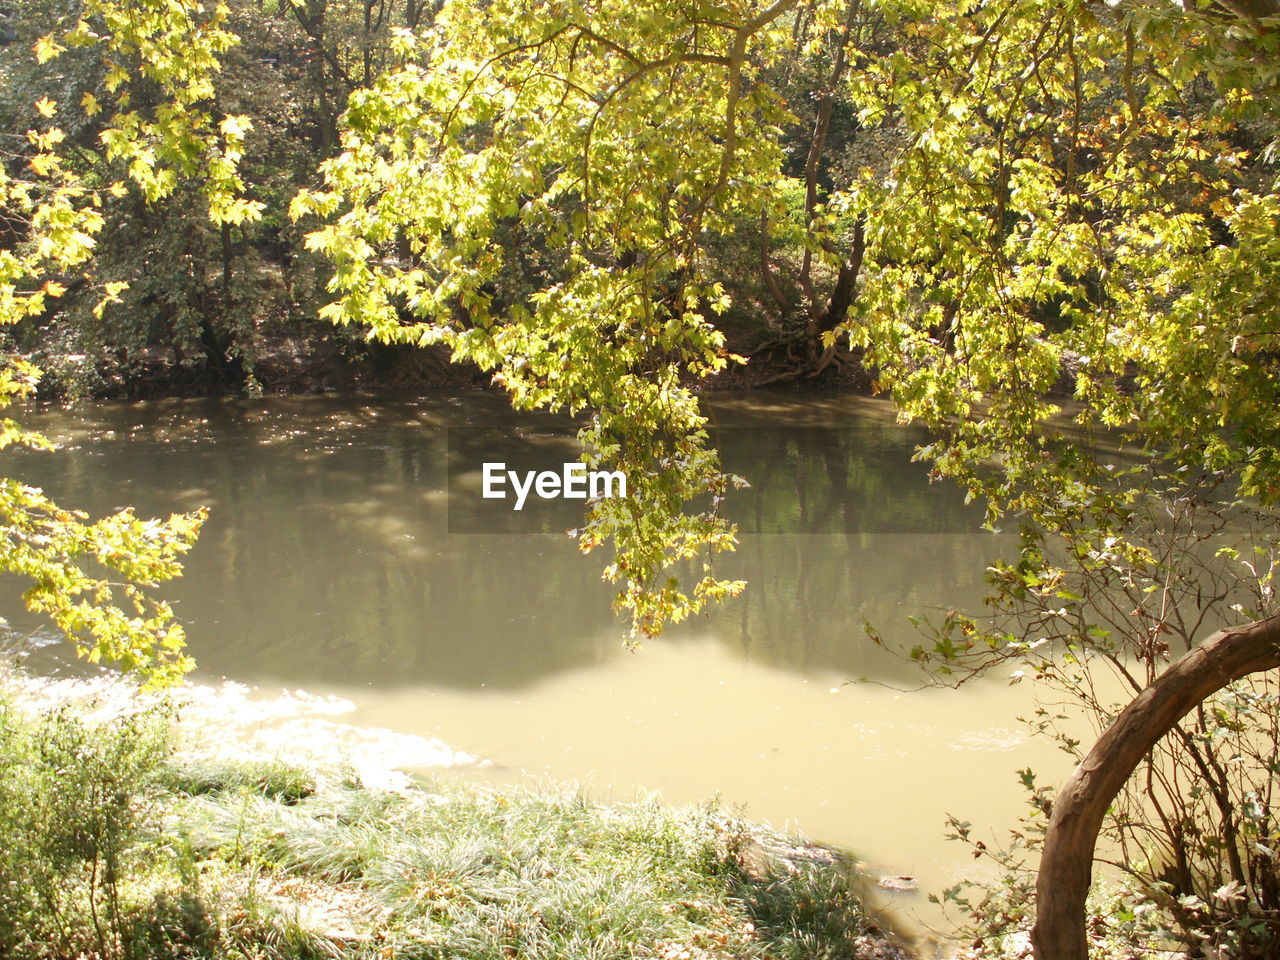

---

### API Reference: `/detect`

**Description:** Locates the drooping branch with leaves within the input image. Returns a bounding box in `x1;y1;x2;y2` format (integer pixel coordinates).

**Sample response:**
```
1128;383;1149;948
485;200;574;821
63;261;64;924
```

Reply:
1;0;262;682
294;0;859;636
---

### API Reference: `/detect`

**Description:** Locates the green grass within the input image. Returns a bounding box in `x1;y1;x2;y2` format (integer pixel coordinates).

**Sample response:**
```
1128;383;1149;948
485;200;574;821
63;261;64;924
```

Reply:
164;778;891;959
160;755;319;804
0;670;902;960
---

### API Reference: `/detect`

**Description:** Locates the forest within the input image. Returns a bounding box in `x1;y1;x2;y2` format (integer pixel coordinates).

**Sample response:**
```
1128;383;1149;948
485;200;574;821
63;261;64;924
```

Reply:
1;0;883;399
2;0;1280;958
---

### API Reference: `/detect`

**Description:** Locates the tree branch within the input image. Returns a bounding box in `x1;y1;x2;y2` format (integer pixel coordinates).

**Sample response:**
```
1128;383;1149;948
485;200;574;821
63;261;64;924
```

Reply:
1032;614;1280;960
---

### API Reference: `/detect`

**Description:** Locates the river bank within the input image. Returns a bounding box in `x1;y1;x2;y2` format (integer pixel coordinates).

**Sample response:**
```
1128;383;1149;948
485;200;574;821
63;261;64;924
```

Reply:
0;665;907;960
30;332;872;402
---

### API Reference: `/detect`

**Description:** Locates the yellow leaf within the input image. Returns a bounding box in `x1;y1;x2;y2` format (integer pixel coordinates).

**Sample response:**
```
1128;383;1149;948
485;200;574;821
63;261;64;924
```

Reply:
34;35;65;64
35;97;57;118
29;153;55;177
105;65;128;92
219;115;250;139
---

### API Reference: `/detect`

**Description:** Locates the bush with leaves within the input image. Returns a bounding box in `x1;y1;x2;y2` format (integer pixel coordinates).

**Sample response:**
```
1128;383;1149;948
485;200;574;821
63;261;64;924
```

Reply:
0;687;172;959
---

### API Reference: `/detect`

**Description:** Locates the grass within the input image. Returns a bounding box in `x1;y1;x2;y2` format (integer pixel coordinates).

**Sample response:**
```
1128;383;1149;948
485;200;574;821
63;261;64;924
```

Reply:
0;669;904;960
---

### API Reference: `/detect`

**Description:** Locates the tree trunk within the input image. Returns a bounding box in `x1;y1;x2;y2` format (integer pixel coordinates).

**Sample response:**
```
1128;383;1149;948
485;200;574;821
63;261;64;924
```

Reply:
1032;615;1280;960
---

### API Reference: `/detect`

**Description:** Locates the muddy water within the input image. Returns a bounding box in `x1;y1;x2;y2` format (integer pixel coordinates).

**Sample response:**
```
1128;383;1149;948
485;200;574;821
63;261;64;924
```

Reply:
4;390;1080;946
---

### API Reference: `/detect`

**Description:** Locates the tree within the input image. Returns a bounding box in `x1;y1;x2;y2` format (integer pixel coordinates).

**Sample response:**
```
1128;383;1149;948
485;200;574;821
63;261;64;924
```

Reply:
831;1;1280;955
297;0;1280;953
0;0;387;396
0;0;260;682
290;0;818;636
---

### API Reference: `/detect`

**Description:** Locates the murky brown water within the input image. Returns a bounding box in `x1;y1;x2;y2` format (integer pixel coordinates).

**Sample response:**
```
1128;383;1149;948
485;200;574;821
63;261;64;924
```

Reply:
3;389;1082;947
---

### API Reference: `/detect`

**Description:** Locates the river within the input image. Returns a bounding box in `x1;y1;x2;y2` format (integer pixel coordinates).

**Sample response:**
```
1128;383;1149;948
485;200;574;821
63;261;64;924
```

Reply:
2;388;1079;949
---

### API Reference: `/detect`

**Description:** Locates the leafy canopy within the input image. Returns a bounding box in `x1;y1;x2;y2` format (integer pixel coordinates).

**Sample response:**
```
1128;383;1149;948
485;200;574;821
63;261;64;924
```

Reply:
841;0;1280;514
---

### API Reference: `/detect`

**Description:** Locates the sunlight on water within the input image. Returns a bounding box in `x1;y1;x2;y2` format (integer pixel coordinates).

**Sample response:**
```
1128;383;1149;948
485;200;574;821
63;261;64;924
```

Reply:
11;673;481;791
319;634;1078;942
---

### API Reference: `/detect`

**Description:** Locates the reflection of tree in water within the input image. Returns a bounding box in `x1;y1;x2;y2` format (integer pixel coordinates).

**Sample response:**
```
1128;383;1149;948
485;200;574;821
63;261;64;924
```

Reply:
717;426;981;534
5;397;1005;690
702;532;1011;683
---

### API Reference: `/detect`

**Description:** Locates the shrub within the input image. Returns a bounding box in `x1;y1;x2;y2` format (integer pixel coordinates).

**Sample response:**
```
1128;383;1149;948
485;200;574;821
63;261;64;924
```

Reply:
0;686;173;959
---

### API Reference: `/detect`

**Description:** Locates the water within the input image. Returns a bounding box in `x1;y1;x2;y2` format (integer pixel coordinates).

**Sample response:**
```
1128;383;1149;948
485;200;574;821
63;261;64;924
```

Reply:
2;389;1078;945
